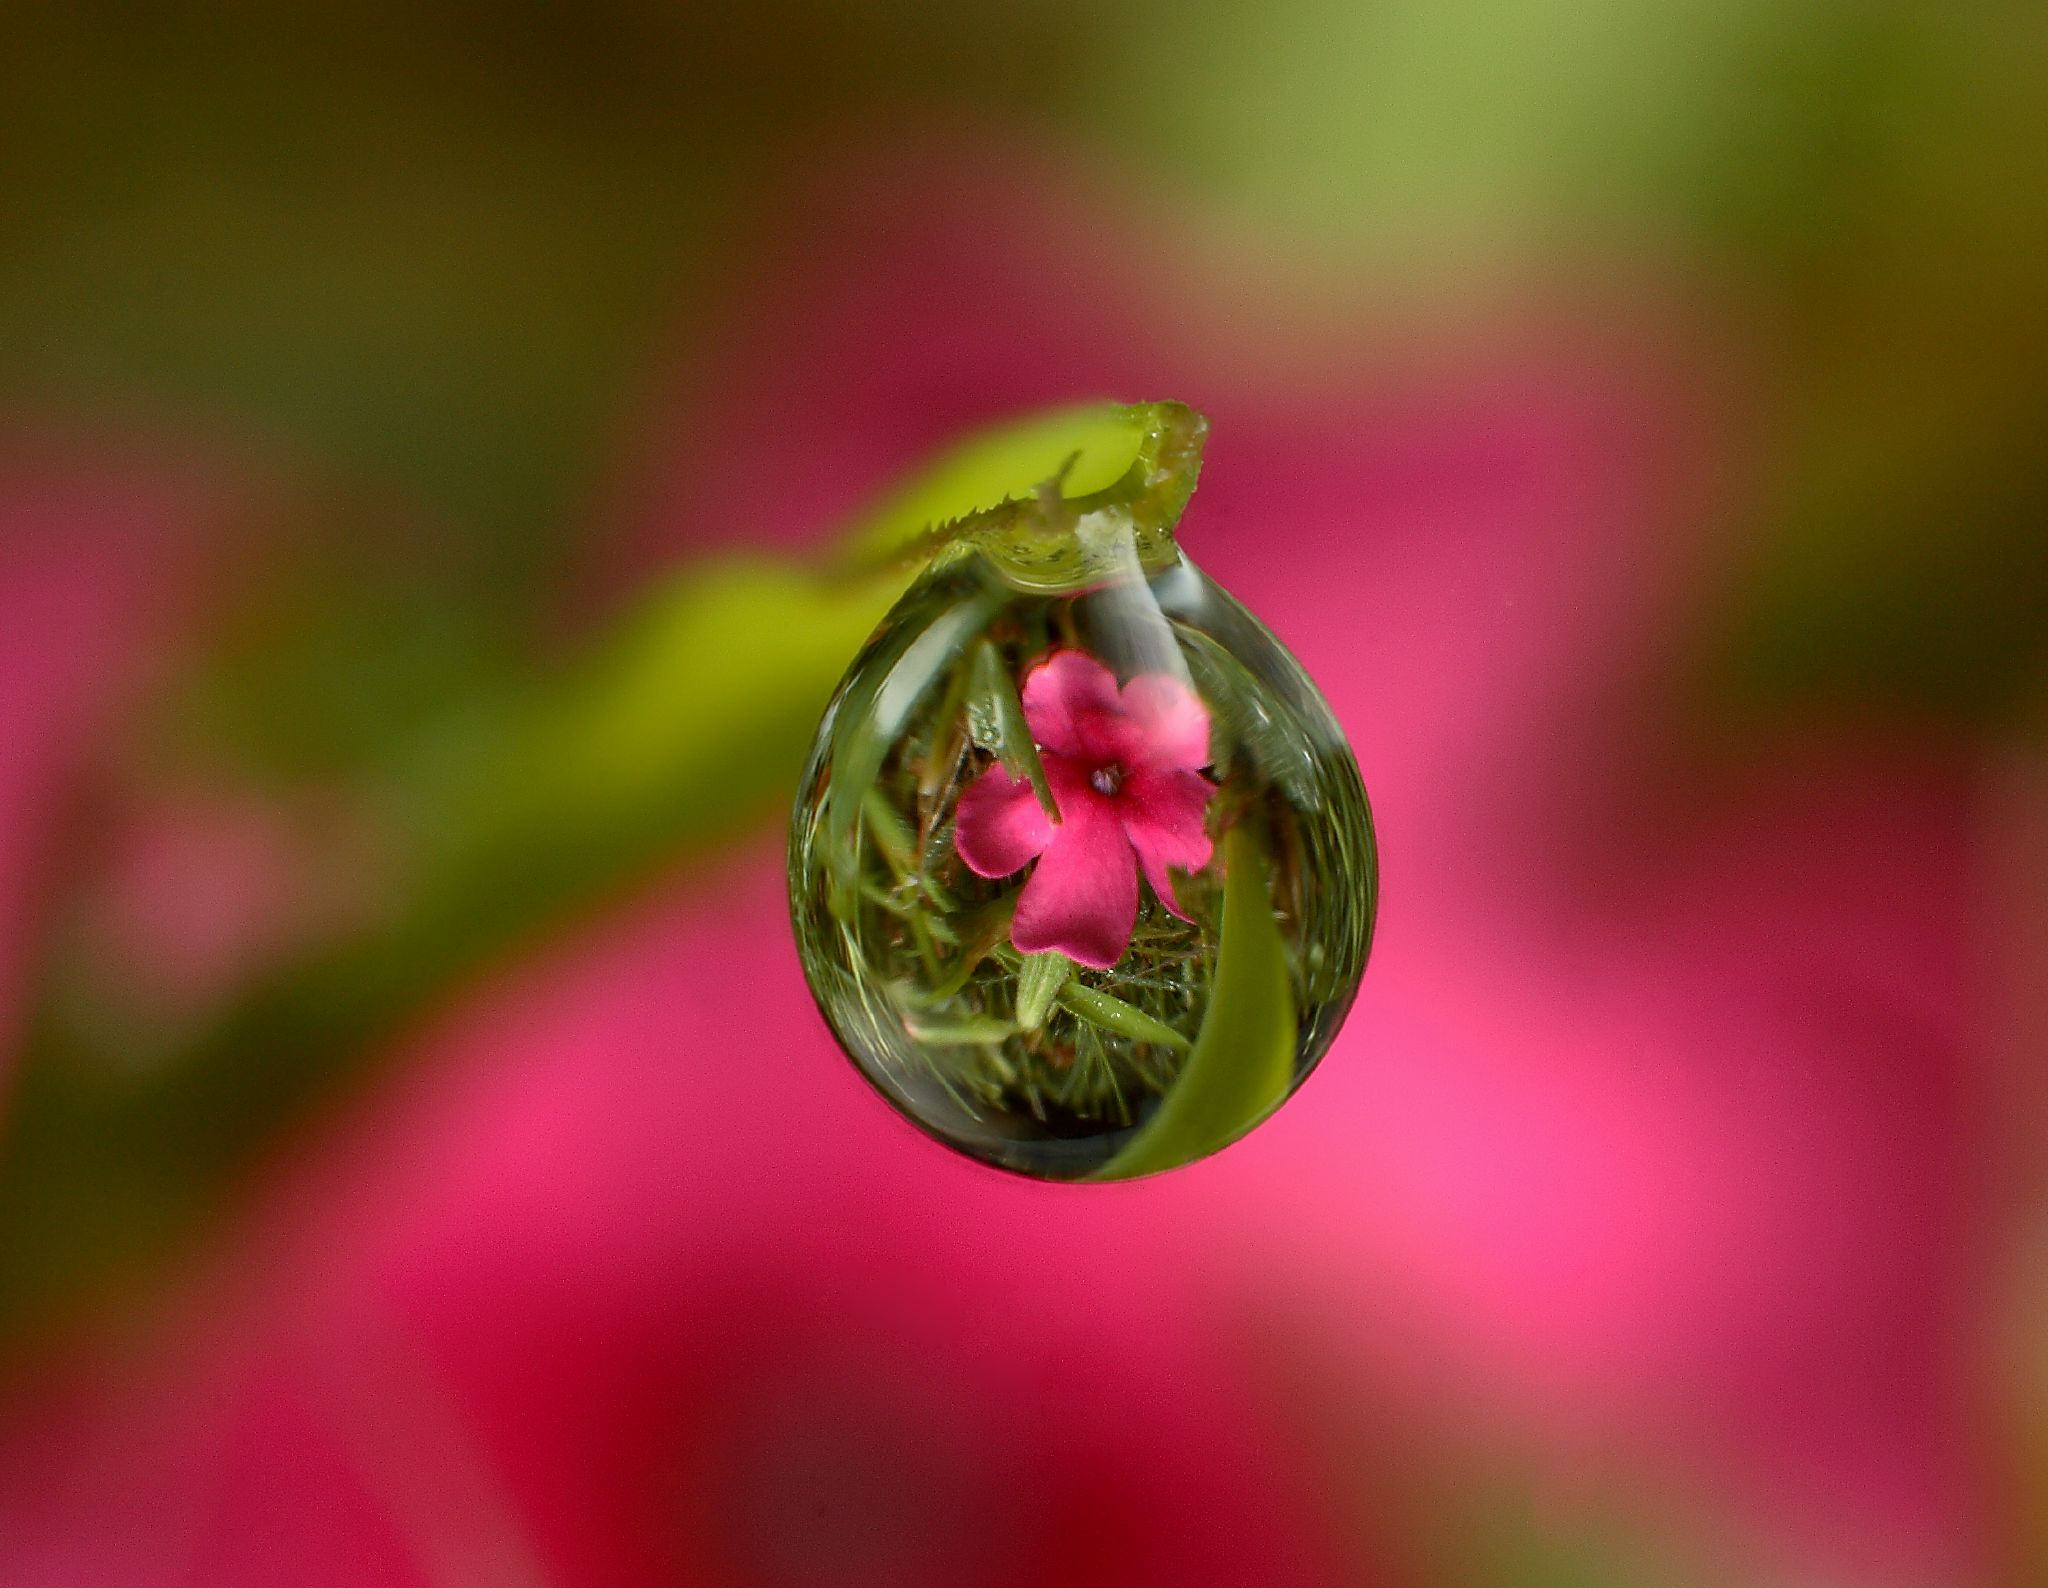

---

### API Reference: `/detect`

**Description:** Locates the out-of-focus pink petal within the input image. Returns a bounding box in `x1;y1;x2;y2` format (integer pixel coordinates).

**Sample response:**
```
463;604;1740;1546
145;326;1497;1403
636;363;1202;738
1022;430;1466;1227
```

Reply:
1011;764;1136;968
952;764;1055;879
1018;650;1121;762
0;463;211;1091
1118;674;1210;772
117;851;1340;1588
1119;767;1214;920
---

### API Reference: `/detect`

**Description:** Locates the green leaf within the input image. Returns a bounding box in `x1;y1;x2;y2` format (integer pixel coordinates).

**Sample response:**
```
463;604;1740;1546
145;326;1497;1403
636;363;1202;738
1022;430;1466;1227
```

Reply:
1091;825;1297;1180
904;1015;1017;1046
969;639;1060;823
839;403;1153;564
842;400;1207;594
1014;951;1071;1032
1057;981;1194;1052
1180;627;1321;806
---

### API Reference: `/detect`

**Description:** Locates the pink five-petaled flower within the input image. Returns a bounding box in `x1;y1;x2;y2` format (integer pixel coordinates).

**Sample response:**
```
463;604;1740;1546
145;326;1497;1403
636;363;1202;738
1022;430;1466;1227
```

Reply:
953;650;1216;969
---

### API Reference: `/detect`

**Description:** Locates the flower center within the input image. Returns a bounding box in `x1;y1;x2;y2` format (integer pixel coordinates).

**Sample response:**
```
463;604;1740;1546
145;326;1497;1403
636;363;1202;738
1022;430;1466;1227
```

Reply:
1090;764;1124;797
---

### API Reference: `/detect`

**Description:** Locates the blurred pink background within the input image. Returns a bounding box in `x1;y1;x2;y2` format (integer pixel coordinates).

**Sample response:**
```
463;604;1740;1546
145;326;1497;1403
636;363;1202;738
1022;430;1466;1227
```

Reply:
2;7;2044;1586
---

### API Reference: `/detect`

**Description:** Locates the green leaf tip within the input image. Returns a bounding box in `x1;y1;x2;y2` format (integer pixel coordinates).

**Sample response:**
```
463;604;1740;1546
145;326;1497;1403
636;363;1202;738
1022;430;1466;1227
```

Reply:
1014;950;1072;1032
841;399;1210;594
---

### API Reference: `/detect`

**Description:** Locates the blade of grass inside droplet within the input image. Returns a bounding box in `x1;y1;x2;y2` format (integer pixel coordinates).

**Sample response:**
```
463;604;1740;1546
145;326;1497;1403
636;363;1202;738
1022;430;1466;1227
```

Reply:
924;892;1018;1004
990;942;1191;1053
1180;627;1321;807
917;654;975;804
862;786;916;876
904;1014;1016;1045
824;587;1002;916
1091;825;1297;1180
970;639;1059;823
1056;981;1192;1051
916;870;961;913
857;882;958;943
906;911;942;981
1014;951;1070;1032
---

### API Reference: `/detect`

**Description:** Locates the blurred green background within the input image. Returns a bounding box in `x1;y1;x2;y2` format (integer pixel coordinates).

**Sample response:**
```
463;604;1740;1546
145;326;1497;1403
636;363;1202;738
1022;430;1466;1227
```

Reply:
4;3;2042;720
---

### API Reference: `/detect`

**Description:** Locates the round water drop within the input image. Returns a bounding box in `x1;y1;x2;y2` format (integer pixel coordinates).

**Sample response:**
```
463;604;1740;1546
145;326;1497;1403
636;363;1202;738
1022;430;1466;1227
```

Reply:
788;404;1375;1180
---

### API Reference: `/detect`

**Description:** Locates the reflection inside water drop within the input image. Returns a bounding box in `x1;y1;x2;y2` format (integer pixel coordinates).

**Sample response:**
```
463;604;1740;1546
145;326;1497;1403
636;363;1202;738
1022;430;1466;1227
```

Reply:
789;539;1375;1181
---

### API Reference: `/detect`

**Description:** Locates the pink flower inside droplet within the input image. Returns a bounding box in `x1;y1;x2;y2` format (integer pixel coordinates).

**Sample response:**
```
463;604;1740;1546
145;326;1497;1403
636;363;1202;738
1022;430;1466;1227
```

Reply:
952;650;1216;968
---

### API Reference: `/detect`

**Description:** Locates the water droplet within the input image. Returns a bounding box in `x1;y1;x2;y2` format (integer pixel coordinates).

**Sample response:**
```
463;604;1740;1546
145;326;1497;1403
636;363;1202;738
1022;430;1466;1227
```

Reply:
790;428;1375;1180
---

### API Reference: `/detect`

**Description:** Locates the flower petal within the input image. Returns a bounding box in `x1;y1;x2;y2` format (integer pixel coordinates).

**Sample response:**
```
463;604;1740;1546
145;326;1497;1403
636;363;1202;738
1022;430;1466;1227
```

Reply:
1019;650;1123;762
1120;767;1215;920
1118;673;1210;772
952;763;1055;878
1011;764;1137;968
